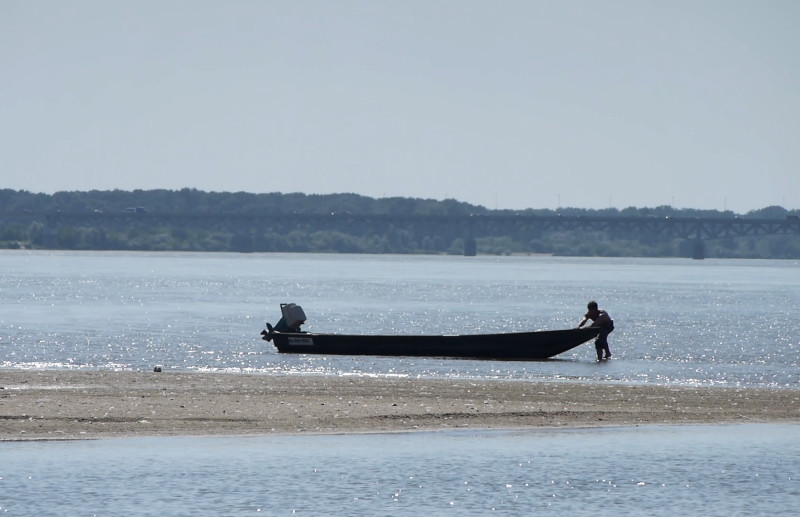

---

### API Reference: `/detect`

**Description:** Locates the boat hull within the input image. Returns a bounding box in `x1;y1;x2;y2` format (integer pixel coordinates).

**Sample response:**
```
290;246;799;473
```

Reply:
266;327;601;360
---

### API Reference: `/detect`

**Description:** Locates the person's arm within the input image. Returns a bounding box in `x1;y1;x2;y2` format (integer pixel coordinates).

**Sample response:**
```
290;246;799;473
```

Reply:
577;315;589;328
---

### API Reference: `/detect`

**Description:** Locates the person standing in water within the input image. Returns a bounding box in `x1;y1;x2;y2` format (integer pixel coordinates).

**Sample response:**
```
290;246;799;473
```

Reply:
578;301;614;360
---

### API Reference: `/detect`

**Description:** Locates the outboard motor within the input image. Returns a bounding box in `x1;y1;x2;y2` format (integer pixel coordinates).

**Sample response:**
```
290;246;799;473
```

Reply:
261;303;306;341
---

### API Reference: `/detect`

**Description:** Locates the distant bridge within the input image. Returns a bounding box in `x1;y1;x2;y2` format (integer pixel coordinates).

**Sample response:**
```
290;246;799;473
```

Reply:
6;211;800;258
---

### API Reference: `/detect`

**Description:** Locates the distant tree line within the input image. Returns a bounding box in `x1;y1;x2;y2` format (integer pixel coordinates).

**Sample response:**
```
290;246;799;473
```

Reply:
1;188;798;258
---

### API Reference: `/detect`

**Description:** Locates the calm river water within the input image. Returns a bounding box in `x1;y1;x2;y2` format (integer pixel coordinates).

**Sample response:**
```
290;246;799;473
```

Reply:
1;251;798;515
1;251;798;387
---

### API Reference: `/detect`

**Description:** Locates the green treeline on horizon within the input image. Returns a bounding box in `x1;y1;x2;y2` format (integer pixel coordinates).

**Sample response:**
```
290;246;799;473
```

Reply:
1;188;799;258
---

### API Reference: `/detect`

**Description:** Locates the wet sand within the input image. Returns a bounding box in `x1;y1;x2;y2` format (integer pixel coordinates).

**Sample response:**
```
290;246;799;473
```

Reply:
2;370;798;441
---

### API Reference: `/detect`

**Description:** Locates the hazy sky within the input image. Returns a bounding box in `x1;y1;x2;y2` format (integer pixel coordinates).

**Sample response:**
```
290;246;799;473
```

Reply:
2;1;798;212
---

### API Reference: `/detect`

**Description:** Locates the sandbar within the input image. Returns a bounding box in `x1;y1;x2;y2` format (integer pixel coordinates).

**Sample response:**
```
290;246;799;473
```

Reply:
1;370;798;441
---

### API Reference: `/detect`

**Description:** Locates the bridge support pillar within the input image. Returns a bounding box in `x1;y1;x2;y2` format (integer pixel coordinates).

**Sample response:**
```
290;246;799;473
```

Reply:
692;239;705;260
464;238;477;256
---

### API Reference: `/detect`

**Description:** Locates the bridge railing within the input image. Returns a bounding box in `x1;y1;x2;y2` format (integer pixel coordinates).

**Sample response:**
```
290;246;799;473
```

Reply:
4;211;795;240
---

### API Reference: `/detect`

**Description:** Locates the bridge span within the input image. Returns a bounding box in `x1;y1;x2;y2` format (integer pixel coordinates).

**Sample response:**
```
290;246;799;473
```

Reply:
21;211;798;258
0;210;794;257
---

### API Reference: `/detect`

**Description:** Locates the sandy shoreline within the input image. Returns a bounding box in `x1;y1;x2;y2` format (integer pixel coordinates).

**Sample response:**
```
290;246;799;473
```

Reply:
2;370;798;441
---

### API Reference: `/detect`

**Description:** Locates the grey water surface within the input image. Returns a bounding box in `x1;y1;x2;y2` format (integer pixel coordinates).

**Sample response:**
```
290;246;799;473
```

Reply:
2;251;797;388
2;425;798;516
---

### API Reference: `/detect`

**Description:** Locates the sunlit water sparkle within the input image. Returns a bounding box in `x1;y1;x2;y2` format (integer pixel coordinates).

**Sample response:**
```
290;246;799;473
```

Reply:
2;251;797;388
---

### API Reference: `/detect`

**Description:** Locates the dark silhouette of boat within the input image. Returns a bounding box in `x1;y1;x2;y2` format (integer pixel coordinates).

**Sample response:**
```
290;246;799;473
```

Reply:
261;304;600;360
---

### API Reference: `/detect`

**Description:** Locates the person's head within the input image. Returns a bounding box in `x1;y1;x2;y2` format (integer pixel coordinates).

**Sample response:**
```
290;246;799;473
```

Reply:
586;301;599;316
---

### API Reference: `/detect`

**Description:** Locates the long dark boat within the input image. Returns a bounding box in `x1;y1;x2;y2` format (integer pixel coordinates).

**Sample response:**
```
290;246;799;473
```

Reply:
261;303;601;360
